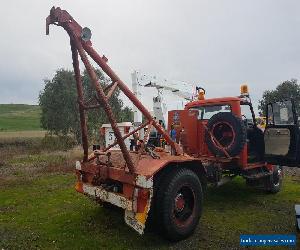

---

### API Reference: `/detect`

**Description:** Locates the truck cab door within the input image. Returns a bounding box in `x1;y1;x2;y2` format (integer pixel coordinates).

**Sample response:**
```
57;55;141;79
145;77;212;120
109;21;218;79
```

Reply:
264;100;300;167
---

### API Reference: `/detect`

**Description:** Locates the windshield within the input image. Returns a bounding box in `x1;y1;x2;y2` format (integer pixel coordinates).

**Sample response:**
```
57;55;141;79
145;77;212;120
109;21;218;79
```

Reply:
189;104;231;120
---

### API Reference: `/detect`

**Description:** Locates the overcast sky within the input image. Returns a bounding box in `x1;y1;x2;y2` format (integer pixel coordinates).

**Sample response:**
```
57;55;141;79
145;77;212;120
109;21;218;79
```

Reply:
0;0;299;114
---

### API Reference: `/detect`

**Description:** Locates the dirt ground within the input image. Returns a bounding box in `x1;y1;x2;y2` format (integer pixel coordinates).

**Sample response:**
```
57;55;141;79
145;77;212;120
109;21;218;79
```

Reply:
283;166;300;177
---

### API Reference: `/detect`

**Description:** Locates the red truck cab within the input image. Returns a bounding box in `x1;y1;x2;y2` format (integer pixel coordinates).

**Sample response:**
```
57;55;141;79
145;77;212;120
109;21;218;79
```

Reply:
169;90;300;176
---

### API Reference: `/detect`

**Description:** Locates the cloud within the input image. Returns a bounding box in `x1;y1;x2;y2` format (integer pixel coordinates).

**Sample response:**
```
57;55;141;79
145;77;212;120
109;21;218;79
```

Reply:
0;0;299;113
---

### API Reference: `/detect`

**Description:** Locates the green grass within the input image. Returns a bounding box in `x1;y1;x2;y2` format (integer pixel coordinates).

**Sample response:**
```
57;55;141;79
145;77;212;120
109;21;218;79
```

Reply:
1;174;299;249
0;139;299;249
202;178;300;249
0;174;168;250
0;104;42;131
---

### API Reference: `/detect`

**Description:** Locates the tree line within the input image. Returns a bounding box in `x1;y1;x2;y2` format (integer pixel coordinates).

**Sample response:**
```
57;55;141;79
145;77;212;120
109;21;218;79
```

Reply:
258;79;300;116
39;69;299;143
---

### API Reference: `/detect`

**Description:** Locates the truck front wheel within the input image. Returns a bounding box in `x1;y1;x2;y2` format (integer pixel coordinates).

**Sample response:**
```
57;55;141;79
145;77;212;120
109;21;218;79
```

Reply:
265;165;283;193
155;168;203;241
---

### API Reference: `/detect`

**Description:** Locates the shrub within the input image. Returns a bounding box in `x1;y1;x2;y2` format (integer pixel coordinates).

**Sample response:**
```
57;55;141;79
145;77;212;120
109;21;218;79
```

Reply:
40;135;77;151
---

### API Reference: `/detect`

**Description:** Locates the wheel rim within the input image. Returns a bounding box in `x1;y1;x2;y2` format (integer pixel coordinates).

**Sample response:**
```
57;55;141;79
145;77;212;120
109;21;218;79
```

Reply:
211;121;236;149
173;185;195;226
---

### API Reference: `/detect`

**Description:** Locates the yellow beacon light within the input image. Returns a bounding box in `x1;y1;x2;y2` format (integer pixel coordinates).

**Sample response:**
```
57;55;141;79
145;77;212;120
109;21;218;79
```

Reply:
240;84;249;97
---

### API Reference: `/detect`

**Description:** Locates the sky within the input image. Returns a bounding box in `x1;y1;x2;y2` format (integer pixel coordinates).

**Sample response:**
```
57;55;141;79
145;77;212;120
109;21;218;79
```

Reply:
0;0;299;114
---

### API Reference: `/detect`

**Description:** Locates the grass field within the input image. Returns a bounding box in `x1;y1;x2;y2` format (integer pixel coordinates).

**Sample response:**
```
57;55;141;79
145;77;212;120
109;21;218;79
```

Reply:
0;104;42;131
0;139;299;249
1;104;299;249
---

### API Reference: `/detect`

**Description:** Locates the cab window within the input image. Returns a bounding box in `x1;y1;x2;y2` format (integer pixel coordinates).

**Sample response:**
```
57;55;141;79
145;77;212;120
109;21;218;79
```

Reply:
241;104;254;126
189;104;231;120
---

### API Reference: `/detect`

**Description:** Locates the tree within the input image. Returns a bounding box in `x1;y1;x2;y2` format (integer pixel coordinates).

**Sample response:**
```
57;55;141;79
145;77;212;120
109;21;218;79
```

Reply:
258;79;300;116
39;69;79;136
39;68;133;142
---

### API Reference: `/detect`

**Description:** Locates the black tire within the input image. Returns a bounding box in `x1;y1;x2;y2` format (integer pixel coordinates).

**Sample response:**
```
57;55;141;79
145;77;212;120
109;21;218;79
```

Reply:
205;112;247;157
245;178;259;187
264;165;283;193
155;168;203;241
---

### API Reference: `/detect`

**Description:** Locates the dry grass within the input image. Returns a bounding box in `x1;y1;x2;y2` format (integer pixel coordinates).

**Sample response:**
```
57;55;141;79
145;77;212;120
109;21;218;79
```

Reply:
0;148;82;189
0;135;80;186
0;130;46;138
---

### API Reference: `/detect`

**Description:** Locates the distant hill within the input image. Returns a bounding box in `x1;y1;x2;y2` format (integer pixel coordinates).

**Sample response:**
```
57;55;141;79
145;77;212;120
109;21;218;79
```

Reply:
0;104;42;131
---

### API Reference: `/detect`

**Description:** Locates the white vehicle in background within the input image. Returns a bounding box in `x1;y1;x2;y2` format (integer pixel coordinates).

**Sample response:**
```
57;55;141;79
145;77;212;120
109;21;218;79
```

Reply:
131;70;198;145
101;122;134;149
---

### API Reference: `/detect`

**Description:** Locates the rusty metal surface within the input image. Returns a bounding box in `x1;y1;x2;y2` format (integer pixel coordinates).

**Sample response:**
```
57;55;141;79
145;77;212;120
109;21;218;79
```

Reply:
83;183;133;210
243;162;266;170
79;160;136;185
70;41;89;161
74;38;136;172
46;6;184;176
94;150;199;177
46;6;135;172
203;123;230;158
135;154;196;177
80;148;236;186
106;81;119;99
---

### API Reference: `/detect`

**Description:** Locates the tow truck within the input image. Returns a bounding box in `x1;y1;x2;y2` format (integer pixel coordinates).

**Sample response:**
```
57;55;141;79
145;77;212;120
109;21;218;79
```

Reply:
46;7;300;241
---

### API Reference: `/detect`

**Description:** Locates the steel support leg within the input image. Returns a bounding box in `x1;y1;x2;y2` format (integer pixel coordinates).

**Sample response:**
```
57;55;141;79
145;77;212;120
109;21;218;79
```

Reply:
74;38;135;172
71;40;89;162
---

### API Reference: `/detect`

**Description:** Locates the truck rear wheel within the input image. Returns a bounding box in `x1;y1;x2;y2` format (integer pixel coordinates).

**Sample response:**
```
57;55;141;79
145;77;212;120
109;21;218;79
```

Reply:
155;168;203;241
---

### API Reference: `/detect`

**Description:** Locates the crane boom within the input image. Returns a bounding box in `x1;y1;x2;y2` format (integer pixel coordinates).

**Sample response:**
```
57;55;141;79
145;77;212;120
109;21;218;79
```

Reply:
46;7;182;172
136;71;196;101
132;71;197;129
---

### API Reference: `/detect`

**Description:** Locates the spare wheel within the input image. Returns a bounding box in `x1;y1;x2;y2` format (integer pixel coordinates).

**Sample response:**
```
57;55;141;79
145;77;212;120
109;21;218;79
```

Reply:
205;112;247;157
